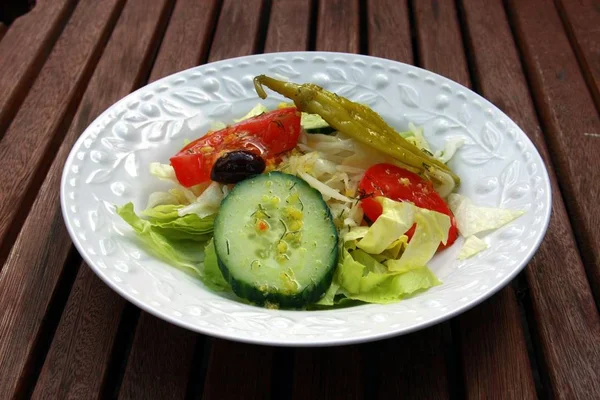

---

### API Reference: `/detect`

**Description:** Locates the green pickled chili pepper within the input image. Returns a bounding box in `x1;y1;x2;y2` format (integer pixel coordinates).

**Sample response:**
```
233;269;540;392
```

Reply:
253;75;460;185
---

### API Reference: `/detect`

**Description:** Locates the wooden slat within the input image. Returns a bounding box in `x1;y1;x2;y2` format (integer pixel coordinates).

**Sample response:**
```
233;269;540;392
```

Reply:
465;0;600;398
367;0;412;64
118;314;198;400
412;1;537;398
264;0;312;53
208;0;266;62
0;0;77;135
0;0;173;397
148;0;219;83
0;22;6;41
458;290;536;399
32;265;126;399
507;0;600;304
370;327;450;399
293;346;363;400
412;0;469;87
316;0;359;53
117;1;221;398
555;0;600;110
0;0;125;256
202;340;274;399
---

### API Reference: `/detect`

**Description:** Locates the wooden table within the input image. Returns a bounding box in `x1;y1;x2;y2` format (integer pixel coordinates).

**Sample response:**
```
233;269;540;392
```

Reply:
0;0;599;398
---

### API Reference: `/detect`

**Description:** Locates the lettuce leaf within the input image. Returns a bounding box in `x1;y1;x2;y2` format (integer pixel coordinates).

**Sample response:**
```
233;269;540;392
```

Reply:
202;239;230;291
385;207;450;272
458;236;488;260
354;197;450;272
116;202;210;274
448;193;523;237
357;198;415;253
315;280;340;306
335;247;441;304
117;203;232;292
141;204;214;241
178;181;225;218
234;103;268;122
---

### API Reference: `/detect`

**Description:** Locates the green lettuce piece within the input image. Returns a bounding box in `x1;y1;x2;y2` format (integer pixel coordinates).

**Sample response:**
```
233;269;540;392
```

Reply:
315;280;340;306
202;239;230;291
141;204;214;241
350;248;388;273
234;103;268;122
116;203;209;274
355;197;450;272
385;207;450;272
357;198;415;254
335;247;441;304
458;235;488;260
448;193;523;237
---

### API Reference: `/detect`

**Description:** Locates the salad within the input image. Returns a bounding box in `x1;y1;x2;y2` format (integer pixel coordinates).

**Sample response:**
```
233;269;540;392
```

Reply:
117;75;523;309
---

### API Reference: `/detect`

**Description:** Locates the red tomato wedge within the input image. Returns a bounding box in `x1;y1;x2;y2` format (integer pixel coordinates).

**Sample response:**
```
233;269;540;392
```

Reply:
358;163;458;250
170;108;301;187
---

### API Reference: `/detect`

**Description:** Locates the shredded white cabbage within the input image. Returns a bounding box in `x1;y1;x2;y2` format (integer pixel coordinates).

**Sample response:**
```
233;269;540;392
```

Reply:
178;181;224;218
435;137;465;164
145;191;181;209
150;162;177;182
298;171;352;202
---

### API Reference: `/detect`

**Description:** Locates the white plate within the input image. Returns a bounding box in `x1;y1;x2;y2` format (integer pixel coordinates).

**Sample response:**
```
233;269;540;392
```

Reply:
61;52;551;346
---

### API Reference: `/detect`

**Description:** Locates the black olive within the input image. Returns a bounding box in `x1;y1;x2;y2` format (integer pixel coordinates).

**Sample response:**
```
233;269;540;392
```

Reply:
210;150;266;184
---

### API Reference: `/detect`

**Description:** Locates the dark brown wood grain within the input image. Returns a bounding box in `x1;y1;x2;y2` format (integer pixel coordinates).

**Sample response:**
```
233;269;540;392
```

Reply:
264;0;312;53
413;0;470;87
32;265;126;399
208;0;267;62
458;289;536;399
0;0;77;136
0;22;6;41
510;0;600;302
0;0;173;397
316;0;359;53
369;327;450;399
0;0;125;258
367;0;412;64
293;345;363;400
148;0;219;83
465;0;600;397
202;340;274;400
555;0;600;110
118;314;198;400
507;0;600;318
412;1;537;398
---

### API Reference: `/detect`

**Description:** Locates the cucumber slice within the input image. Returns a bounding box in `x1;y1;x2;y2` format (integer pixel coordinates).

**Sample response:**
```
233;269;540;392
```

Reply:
214;172;339;308
301;113;335;134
